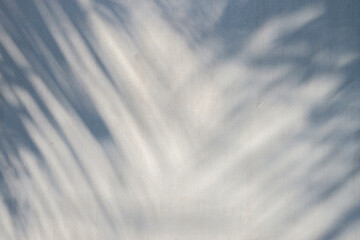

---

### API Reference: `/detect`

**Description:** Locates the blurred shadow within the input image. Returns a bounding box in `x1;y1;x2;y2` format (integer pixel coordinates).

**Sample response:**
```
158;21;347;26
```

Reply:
0;0;359;239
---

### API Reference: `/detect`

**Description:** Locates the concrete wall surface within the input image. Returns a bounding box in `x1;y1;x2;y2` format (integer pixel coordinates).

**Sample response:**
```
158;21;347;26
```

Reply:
0;0;359;239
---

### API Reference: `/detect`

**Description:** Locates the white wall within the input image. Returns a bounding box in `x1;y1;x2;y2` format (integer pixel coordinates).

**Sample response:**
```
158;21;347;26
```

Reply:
0;0;359;239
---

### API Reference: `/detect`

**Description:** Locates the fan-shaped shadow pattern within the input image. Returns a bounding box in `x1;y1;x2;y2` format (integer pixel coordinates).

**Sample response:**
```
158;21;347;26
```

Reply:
0;0;359;239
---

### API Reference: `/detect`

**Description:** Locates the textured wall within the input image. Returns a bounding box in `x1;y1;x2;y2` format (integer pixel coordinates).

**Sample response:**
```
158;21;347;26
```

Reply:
0;0;359;239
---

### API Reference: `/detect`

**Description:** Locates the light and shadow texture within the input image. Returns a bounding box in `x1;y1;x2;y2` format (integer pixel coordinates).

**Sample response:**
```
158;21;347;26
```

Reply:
0;0;359;239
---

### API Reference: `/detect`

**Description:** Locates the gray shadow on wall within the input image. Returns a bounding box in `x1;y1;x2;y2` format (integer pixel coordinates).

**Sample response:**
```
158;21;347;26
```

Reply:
0;0;359;239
